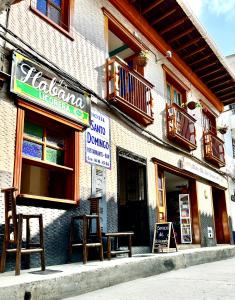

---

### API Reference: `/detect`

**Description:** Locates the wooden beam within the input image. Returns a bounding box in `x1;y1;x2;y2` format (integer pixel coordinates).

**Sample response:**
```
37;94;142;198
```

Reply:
209;80;231;90
215;86;235;95
206;74;229;85
174;37;201;52
159;17;188;35
168;28;195;43
189;54;213;66
108;0;224;112
219;91;235;99
194;62;218;73
143;0;165;15
223;97;235;104
151;8;177;26
183;46;207;60
200;68;223;79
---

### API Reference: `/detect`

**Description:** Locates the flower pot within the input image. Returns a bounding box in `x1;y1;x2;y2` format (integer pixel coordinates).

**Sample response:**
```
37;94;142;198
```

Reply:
187;101;196;110
217;127;228;134
136;55;148;67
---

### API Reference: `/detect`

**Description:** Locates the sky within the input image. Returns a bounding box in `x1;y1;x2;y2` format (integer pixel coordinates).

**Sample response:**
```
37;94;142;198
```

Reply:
183;0;235;57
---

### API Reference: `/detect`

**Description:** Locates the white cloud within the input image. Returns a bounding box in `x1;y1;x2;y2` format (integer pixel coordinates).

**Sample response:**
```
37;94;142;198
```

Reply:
183;0;235;21
206;0;235;20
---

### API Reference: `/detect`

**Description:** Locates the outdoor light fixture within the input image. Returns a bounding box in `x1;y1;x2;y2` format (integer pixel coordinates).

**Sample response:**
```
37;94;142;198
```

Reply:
155;50;173;63
0;0;22;13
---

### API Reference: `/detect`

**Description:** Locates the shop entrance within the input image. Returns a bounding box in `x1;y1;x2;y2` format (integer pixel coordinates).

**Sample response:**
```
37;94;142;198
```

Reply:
212;187;230;244
118;155;149;246
158;171;200;245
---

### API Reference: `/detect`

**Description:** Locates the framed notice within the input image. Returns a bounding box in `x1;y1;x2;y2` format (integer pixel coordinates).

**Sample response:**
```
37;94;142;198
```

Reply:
152;222;177;253
179;194;192;244
85;109;111;169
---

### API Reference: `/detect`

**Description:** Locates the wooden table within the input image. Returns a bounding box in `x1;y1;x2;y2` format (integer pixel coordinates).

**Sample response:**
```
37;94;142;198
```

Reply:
105;232;134;260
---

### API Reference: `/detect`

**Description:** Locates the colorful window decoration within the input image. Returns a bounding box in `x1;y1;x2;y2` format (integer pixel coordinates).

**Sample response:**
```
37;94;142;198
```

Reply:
22;121;64;165
22;140;43;159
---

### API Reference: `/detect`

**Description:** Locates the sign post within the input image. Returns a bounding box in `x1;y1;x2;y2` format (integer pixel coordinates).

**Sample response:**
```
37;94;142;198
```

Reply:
152;222;177;253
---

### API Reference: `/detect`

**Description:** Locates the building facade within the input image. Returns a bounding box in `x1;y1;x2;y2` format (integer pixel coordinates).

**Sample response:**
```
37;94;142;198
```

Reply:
223;54;235;241
0;0;234;270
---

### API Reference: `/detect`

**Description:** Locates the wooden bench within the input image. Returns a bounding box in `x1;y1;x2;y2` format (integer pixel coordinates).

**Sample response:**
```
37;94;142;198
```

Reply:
105;232;134;260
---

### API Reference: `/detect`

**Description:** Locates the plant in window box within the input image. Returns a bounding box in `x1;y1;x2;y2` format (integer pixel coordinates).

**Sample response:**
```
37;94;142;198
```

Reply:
217;125;228;134
136;50;149;67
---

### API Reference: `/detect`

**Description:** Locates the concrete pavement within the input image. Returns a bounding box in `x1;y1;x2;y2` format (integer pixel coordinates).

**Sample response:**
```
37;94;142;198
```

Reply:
67;256;235;300
0;245;235;299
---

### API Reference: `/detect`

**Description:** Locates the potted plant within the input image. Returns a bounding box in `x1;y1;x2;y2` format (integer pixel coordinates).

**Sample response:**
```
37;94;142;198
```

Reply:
217;125;228;134
136;50;149;67
181;101;202;110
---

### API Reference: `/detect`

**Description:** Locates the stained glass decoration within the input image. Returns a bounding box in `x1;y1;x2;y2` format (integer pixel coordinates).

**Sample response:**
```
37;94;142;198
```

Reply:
37;0;47;15
46;147;64;165
22;140;42;159
47;130;64;148
24;121;43;140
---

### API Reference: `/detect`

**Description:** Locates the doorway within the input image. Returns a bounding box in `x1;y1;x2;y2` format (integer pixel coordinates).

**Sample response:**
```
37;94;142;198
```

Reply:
156;170;200;245
118;155;149;246
212;187;230;244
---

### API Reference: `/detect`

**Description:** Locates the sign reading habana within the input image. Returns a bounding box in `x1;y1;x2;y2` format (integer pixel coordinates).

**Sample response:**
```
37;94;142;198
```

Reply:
11;51;90;127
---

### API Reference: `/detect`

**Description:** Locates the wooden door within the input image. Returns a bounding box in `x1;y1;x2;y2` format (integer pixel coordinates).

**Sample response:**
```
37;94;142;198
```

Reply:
156;167;167;223
212;188;230;244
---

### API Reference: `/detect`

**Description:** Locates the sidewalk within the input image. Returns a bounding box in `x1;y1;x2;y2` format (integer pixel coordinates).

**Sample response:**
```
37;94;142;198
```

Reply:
0;245;235;300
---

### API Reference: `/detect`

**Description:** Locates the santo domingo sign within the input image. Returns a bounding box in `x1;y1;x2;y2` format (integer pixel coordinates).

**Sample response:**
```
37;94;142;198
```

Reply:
11;51;90;126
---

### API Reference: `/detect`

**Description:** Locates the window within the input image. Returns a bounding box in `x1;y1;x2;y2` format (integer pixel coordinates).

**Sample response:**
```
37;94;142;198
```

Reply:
15;108;80;203
34;0;70;31
202;108;217;135
167;83;182;106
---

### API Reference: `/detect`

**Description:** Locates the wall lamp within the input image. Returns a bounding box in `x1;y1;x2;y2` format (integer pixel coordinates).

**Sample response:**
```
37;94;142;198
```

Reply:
155;50;173;63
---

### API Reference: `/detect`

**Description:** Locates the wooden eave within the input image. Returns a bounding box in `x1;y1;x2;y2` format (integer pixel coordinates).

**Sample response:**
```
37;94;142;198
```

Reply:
109;0;235;110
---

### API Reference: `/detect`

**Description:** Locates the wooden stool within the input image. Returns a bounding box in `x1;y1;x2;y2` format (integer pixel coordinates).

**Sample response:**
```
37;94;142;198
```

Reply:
0;187;45;275
105;232;134;260
68;214;103;264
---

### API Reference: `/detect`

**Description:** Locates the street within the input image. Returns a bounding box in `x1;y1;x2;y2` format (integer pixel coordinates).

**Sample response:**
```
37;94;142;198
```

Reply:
66;257;235;300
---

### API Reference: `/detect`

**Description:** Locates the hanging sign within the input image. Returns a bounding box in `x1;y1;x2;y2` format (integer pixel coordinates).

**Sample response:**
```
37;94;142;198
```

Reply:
10;51;90;127
152;222;177;253
85;108;111;169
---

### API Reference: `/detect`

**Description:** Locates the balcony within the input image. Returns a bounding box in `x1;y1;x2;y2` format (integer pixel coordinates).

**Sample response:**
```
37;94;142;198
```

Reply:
166;103;197;150
106;56;154;126
203;131;225;167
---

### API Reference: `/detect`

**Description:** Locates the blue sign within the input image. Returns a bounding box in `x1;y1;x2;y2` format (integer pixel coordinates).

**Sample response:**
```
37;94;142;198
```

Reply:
85;109;111;169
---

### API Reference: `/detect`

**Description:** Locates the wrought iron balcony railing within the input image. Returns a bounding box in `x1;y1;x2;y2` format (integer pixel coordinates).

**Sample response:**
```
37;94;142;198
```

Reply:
106;56;154;126
166;103;197;150
203;131;225;167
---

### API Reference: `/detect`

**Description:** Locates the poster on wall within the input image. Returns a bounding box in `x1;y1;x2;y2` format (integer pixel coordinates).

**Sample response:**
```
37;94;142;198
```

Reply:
10;51;90;127
85;108;111;169
179;194;192;244
91;165;107;233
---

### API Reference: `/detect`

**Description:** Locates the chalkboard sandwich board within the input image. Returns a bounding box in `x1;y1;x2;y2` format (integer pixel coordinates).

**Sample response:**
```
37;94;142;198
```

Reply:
152;222;177;253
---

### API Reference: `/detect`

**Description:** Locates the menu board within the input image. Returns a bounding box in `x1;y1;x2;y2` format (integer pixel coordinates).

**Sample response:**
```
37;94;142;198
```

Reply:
152;222;177;253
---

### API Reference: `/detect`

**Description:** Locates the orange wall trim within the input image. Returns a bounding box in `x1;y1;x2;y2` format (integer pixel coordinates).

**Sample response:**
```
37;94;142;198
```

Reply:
108;0;224;112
